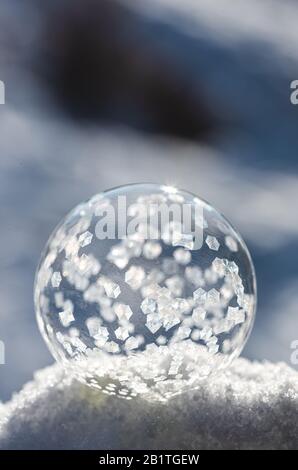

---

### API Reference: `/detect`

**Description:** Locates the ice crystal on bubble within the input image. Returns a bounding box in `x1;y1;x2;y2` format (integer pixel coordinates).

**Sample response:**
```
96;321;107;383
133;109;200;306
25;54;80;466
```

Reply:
113;303;133;322
35;184;256;402
172;232;194;250
146;316;163;334
79;231;93;247
205;235;220;251
143;241;162;260
193;287;207;305
208;343;219;355
86;317;102;337
173;248;192;265
115;326;130;341
125;336;139;351
185;266;204;287
54;291;64;308
140;298;156;315
93;326;109;341
99;276;121;299
192;307;206;323
165;275;184;296
59;308;75;328
125;266;145;290
105;341;120;354
227;306;245;325
107;244;129;269
207;288;220;306
225;235;238;252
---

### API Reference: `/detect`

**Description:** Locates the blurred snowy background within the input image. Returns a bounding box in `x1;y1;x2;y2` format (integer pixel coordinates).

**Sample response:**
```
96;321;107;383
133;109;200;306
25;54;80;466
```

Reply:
0;0;298;402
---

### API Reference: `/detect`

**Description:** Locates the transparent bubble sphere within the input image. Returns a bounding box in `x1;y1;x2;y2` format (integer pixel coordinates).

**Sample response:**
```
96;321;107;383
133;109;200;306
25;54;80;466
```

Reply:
35;183;256;401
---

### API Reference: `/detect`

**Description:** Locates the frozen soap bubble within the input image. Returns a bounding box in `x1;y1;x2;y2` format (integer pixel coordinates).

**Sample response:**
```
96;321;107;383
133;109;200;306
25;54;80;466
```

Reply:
34;184;256;401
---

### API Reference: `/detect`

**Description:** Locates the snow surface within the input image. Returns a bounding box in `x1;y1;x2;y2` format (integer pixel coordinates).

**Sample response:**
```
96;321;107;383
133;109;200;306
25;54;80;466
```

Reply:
0;358;297;449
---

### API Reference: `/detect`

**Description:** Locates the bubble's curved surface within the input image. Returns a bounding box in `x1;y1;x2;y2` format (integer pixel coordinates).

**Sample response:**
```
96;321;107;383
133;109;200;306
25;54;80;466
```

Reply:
34;184;256;401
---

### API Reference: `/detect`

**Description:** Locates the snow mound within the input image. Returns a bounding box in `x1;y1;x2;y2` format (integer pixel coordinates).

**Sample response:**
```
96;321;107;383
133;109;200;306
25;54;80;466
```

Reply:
0;358;298;449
